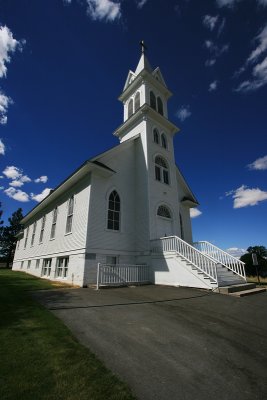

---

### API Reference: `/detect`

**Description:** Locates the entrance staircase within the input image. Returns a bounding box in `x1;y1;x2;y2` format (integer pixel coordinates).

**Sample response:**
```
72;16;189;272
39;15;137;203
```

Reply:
150;236;265;295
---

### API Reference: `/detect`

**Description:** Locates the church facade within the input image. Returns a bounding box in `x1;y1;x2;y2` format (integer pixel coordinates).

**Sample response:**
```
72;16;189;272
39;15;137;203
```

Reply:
12;50;246;289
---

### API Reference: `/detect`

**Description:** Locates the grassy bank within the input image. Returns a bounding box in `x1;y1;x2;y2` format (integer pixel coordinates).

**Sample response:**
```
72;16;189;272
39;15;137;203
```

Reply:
0;270;135;400
247;275;267;286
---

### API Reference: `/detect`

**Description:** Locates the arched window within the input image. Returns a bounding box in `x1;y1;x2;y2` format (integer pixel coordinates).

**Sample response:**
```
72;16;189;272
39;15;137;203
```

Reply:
161;133;167;149
150;91;156;110
107;190;120;231
128;99;133;118
157;97;163;116
134;92;140;111
153;128;159;144
179;212;184;240
155;156;169;185
157;205;171;219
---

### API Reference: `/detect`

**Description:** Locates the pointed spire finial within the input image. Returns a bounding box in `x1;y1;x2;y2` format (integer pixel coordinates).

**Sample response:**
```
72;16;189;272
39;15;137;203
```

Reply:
140;40;147;54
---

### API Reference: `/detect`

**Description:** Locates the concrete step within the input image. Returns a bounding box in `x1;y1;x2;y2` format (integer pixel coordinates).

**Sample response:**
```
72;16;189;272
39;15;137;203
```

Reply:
219;283;256;293
229;287;266;297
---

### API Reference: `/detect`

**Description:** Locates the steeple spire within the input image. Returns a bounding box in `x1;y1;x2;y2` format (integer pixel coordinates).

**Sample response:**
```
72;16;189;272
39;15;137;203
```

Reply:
135;40;152;75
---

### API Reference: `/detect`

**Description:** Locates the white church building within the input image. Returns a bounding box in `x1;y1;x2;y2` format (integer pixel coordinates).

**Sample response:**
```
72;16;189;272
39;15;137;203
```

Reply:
12;48;246;290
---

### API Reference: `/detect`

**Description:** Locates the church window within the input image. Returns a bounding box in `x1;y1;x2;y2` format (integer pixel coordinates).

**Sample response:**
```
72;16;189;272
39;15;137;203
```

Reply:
20;261;24;269
41;258;52;277
55;257;69;278
35;259;40;269
157;97;163;116
31;221;37;246
27;260;31;269
50;207;58;239
150;91;156;110
161;133;167;149
157;205;171;219
180;212;184;240
107;190;120;231
24;227;29;248
135;92;140;111
153;128;159;144
155;156;169;185
128;98;134;118
39;216;46;243
66;196;74;234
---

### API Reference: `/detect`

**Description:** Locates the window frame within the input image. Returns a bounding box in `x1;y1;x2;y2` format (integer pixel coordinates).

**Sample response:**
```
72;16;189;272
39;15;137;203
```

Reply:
31;221;37;246
107;190;121;231
39;216;46;243
55;257;69;279
134;91;140;112
50;207;58;239
41;258;52;277
24;227;29;249
65;196;74;234
157;96;164;116
153;128;159;144
161;133;167;149
157;205;172;219
154;155;170;185
128;98;134;119
150;91;156;110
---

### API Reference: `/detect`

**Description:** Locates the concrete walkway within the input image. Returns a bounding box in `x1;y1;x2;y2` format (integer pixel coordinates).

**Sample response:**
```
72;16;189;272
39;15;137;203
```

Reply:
34;285;267;400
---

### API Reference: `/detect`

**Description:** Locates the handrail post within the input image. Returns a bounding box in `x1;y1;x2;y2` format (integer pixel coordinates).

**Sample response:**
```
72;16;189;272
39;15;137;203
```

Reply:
96;262;100;290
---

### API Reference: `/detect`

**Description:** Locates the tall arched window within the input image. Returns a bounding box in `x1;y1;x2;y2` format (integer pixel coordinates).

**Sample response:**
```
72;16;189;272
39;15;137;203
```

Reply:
179;212;184;240
128;99;133;118
107;190;120;231
134;92;140;111
153;128;159;144
161;133;167;149
150;91;156;110
155;156;169;184
157;205;171;219
157;97;163;116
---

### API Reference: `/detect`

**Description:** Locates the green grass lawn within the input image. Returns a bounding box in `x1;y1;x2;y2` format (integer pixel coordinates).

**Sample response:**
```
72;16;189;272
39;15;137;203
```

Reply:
0;269;136;400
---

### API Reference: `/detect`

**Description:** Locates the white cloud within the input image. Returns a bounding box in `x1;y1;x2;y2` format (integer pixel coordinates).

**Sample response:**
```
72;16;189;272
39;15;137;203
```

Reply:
31;188;52;202
3;165;22;180
248;155;267;170
34;175;48;183
204;40;229;57
86;0;121;22
0;138;5;155
205;58;216;67
226;185;267;208
136;0;148;8
203;15;219;31
247;25;267;64
217;0;267;7
0;25;24;78
175;105;192;122
9;180;24;188
4;187;29;202
190;208;202;218
209;80;218;91
0;91;13;125
225;247;246;257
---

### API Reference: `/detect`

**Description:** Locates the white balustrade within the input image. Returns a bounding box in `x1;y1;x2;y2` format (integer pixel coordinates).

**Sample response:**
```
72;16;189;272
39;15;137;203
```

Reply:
96;263;150;289
193;241;246;279
150;236;218;283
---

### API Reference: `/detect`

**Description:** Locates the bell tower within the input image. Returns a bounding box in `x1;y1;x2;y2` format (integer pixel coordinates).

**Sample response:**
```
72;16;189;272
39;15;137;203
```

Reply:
113;44;183;243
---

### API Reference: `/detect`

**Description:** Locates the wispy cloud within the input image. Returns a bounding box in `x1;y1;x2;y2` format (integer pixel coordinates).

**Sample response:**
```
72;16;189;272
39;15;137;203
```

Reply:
136;0;148;8
205;58;216;67
190;208;202;218
0;25;24;78
217;0;267;7
4;187;30;202
34;175;48;183
0;92;13;125
225;247;246;257
248;155;267;170
175;105;192;122
86;0;121;22
203;15;219;31
204;40;229;67
0;138;5;155
208;80;218;91
226;185;267;208
31;188;52;202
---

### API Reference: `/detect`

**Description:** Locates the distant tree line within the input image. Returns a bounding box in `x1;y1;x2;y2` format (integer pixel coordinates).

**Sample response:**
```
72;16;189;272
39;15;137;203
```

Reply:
0;202;23;268
240;246;267;277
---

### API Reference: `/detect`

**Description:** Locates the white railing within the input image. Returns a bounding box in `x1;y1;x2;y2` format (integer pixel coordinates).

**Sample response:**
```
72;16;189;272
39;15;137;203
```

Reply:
193;241;246;280
150;236;218;284
96;263;150;289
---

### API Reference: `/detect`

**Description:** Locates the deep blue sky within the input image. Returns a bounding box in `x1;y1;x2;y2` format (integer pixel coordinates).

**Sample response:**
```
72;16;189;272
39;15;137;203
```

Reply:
0;0;266;255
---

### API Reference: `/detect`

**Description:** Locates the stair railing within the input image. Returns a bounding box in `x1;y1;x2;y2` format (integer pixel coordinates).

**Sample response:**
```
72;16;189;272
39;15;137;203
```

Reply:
193;241;246;279
151;236;218;284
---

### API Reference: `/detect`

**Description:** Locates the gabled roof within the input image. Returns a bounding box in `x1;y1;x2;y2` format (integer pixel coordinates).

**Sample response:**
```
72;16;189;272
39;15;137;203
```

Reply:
175;166;199;207
21;136;139;225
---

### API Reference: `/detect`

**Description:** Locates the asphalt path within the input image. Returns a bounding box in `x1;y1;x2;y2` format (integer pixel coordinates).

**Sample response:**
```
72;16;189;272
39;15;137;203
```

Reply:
34;285;267;400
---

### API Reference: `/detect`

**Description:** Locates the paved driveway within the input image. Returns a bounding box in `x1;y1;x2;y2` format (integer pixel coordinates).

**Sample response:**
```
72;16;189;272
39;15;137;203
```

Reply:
34;285;267;400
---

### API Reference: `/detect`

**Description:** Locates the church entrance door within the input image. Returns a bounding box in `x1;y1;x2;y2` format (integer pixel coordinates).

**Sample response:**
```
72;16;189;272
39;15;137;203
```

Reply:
156;217;173;238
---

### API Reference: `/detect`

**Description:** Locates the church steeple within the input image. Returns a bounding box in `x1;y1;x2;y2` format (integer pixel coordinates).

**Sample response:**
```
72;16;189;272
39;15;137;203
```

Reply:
134;40;152;75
